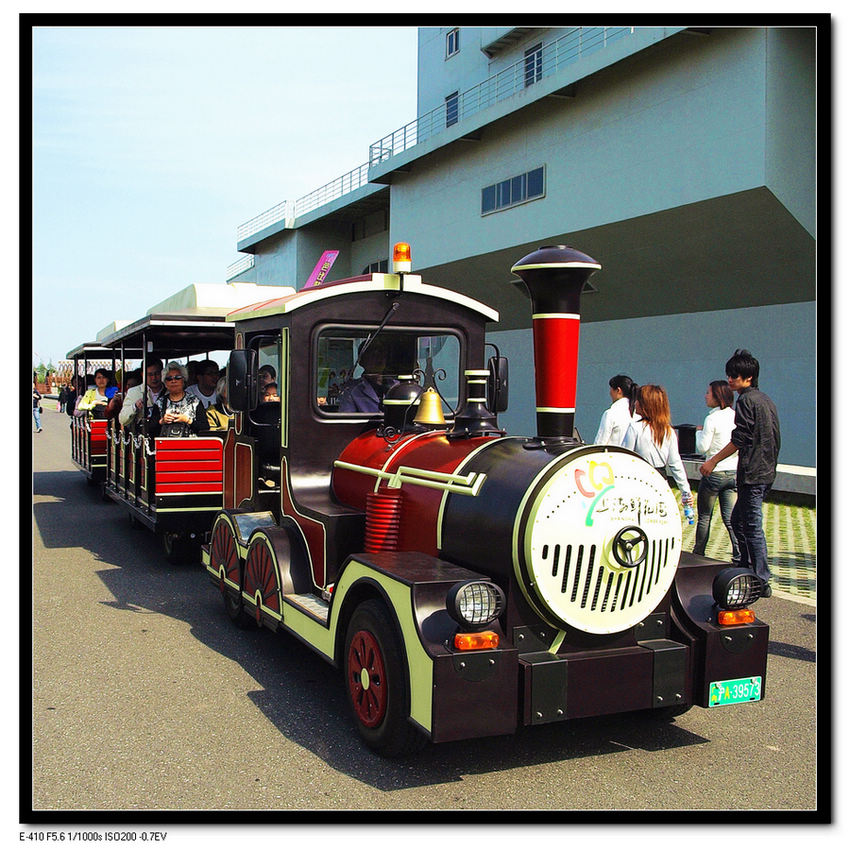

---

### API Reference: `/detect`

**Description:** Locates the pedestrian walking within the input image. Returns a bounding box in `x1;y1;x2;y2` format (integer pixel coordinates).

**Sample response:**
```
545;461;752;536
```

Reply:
65;378;78;417
693;380;741;561
699;349;780;596
32;384;43;432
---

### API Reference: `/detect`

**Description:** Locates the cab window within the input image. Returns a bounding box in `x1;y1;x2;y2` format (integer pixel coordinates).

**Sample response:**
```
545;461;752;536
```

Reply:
316;327;461;416
249;335;281;425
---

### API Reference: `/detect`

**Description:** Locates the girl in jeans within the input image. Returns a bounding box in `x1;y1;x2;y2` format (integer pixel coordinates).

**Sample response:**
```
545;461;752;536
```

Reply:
693;381;741;561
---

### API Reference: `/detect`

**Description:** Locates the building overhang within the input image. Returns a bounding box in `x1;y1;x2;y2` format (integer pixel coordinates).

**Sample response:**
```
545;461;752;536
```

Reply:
480;27;536;58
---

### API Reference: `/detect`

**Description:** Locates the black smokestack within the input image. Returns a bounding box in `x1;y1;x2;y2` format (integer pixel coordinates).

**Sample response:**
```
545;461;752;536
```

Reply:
511;245;601;443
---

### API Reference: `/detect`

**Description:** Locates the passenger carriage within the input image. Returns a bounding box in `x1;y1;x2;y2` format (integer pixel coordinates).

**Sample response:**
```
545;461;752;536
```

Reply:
67;338;130;486
202;244;770;756
76;283;293;563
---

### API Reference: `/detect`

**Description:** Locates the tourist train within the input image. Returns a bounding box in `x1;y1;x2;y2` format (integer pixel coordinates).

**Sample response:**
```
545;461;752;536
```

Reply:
68;243;769;756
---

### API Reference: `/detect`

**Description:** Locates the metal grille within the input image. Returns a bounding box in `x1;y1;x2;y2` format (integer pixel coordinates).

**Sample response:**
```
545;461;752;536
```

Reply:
539;536;677;615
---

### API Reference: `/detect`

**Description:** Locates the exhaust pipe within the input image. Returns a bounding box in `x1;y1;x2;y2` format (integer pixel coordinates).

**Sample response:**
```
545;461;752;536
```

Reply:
511;245;601;445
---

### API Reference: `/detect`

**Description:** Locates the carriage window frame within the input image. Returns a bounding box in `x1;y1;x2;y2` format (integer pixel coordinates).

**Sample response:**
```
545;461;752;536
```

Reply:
246;333;282;427
312;323;465;420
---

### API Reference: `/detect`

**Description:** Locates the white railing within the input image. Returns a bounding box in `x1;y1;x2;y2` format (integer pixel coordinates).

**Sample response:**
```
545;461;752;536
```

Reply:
237;162;371;243
236;200;295;242
370;26;634;165
226;254;255;280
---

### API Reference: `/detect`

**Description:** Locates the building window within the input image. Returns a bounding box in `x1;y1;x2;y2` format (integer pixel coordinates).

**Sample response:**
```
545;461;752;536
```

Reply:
445;91;459;127
481;166;546;215
446;28;460;58
525;43;543;87
361;259;389;275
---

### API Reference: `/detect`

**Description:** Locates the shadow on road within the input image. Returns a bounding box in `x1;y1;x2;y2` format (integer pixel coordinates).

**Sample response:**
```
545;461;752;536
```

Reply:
33;470;711;793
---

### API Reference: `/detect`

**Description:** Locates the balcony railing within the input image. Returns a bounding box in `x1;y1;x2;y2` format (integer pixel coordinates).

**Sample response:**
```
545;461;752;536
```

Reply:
226;254;255;280
369;26;634;165
237;162;371;243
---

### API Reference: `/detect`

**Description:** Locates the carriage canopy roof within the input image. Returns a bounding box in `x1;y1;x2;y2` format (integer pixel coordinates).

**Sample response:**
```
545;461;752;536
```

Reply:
68;282;295;358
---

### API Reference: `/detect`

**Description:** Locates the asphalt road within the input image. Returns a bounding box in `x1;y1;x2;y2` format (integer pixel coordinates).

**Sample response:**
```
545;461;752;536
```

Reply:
29;407;819;818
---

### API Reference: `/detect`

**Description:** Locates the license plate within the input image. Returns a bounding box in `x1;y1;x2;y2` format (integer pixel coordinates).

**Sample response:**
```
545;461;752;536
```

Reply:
709;676;762;706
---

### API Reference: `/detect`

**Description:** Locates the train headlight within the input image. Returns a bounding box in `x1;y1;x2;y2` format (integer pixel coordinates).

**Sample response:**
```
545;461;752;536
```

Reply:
447;581;505;628
713;566;762;609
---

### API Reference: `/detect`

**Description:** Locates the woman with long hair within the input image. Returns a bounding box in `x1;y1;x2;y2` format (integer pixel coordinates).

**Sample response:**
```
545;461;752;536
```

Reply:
594;374;639;445
622;384;693;510
693;380;741;561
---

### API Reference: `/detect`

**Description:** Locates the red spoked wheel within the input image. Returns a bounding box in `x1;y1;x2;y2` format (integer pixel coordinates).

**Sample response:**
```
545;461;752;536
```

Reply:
243;535;282;630
347;628;389;728
210;516;240;590
343;600;427;757
210;516;253;629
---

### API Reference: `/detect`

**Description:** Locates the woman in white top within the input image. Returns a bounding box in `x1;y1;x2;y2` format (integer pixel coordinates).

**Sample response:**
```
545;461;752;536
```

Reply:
622;384;693;509
594;374;639;445
693;380;741;561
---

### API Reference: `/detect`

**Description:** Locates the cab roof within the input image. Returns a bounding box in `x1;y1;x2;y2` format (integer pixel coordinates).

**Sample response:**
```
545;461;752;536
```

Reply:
226;273;500;324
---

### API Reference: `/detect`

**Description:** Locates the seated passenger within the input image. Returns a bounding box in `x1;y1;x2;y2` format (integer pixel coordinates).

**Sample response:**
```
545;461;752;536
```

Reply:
120;359;166;431
151;362;206;437
123;369;142;392
262;382;280;403
258;364;276;394
338;339;400;413
187;359;220;409
206;377;233;431
75;368;121;420
186;360;200;388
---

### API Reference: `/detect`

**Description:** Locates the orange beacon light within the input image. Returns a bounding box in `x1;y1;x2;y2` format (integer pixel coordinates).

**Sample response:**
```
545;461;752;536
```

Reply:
393;242;412;274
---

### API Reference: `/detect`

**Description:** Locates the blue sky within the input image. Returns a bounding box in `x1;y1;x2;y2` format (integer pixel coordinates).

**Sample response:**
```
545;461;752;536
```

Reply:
31;24;420;366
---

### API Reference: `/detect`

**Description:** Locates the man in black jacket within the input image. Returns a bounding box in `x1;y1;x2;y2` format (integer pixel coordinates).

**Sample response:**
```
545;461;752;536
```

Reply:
700;349;781;596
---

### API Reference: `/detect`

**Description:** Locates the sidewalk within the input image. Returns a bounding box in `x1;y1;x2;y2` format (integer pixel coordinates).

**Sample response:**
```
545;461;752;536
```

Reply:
679;498;817;605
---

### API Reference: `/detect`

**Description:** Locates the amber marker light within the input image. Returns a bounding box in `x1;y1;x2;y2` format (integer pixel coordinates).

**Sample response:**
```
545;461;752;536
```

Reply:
393;242;412;273
454;630;500;651
717;609;756;626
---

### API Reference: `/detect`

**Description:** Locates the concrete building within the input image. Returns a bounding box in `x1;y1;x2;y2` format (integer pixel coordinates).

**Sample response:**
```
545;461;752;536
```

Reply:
229;25;818;468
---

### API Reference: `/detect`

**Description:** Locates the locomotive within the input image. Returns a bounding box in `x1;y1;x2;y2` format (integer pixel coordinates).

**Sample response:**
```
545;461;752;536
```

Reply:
199;242;768;757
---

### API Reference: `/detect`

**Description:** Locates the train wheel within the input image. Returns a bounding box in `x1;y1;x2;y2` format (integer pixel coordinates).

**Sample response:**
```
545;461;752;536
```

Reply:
210;517;253;629
344;600;426;758
243;535;283;630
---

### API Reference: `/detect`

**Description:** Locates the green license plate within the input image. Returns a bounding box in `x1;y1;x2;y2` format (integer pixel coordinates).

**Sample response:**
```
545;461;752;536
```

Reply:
709;676;763;706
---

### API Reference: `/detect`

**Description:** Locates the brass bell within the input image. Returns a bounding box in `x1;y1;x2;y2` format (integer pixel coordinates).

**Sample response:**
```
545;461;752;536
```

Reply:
413;387;445;426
